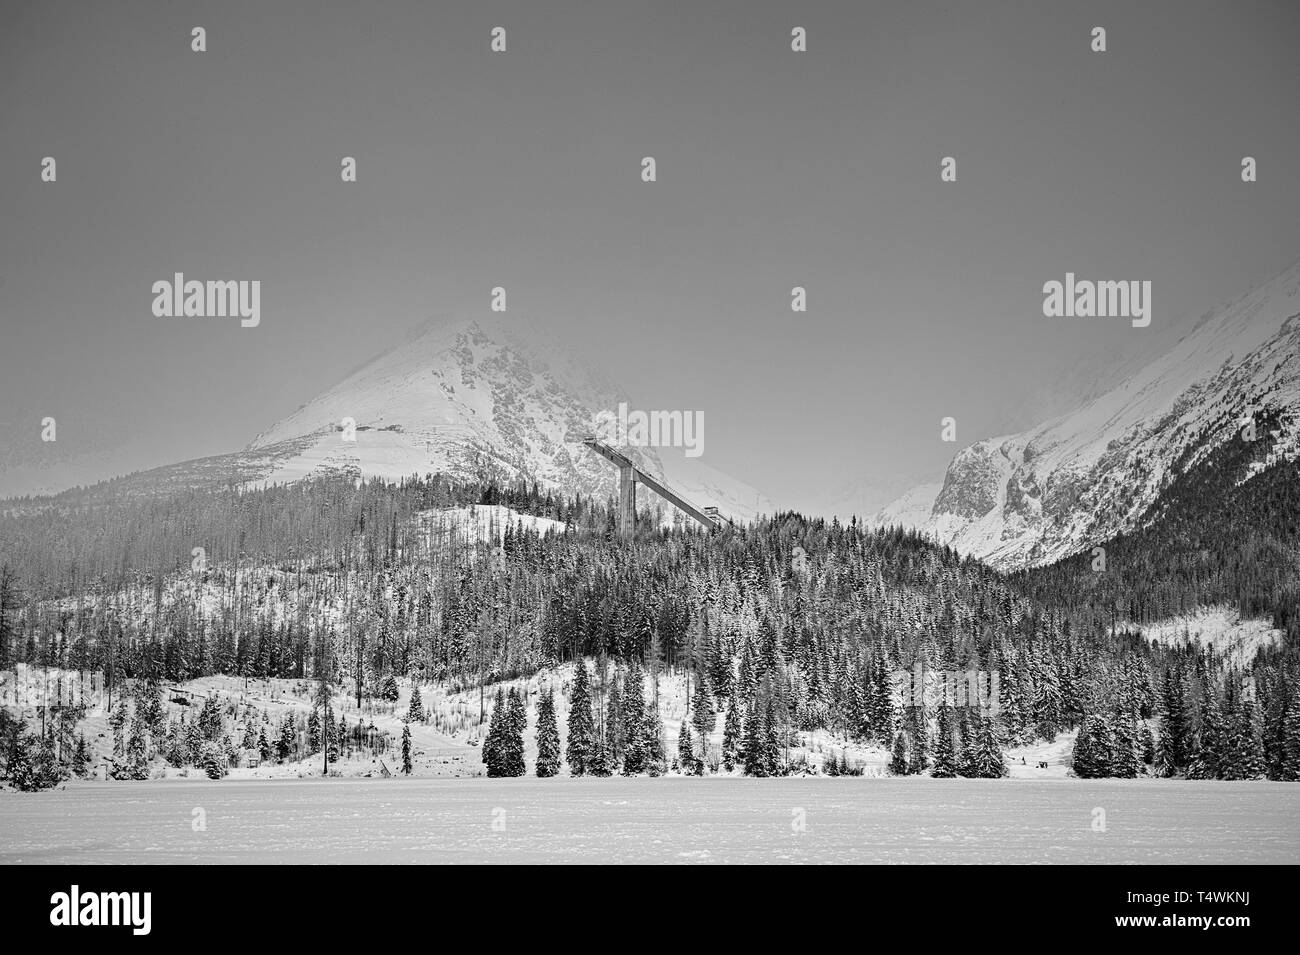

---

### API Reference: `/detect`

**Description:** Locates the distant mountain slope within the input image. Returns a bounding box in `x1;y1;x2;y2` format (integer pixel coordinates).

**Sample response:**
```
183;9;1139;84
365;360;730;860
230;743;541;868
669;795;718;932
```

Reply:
0;316;773;524
246;314;772;523
873;260;1300;569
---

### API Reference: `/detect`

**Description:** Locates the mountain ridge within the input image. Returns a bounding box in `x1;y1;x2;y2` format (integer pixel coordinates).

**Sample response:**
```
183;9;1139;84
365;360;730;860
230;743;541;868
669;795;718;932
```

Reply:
871;259;1300;570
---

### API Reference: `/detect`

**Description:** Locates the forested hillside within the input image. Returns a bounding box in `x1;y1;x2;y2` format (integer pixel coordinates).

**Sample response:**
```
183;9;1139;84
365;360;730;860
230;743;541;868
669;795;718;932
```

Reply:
2;449;1298;786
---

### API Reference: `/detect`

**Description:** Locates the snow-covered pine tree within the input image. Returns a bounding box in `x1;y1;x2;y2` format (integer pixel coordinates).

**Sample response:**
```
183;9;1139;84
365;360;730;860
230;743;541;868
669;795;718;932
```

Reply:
407;684;424;724
73;732;92;778
907;707;928;775
276;715;295;762
565;662;596;776
643;698;667;776
1072;714;1115;778
1160;668;1191;770
1032;651;1064;741
109;699;128;757
1280;689;1300;782
325;704;339;763
482;686;505;776
1222;696;1266;780
1189;689;1225;780
199;739;227;780
871;655;896;746
535;687;561;777
401;722;413;774
968;716;1008;778
691;673;715;745
502;687;527;777
1111;706;1141;778
762;699;781;776
199;694;223;740
721;698;742;772
588;738;612;777
677;717;697;775
741;704;766;776
620;662;647;775
931;703;958;777
607;673;625;764
889;731;909;776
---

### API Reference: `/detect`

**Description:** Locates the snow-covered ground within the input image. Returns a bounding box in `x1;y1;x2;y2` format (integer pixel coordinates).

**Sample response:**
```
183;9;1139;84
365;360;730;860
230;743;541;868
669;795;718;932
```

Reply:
427;662;893;776
1137;606;1282;667
3;777;1295;864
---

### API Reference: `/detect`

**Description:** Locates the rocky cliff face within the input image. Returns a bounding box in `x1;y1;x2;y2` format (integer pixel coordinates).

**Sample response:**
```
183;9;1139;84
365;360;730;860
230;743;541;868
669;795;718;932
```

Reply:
874;261;1300;569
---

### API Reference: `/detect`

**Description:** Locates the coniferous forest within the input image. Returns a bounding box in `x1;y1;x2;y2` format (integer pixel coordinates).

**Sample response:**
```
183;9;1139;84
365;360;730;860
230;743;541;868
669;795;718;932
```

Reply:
2;432;1299;789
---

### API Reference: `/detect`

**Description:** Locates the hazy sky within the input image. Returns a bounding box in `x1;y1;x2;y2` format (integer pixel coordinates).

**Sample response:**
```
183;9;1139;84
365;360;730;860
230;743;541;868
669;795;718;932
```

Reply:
2;0;1298;512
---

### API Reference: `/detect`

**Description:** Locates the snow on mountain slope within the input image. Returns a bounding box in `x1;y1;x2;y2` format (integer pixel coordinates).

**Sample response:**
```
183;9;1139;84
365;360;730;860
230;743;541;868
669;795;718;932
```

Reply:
1137;606;1282;670
248;314;773;523
871;481;944;530
873;260;1300;568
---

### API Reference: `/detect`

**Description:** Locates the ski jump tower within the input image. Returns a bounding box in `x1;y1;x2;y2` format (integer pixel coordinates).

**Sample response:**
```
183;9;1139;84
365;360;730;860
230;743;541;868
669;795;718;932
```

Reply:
581;437;723;536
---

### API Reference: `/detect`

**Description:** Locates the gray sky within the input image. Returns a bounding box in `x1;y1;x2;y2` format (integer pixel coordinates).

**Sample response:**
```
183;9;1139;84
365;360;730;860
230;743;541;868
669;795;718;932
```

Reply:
2;0;1298;512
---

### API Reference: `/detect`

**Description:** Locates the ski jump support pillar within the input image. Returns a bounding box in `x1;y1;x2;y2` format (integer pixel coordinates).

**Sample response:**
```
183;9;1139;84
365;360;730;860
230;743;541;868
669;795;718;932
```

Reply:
581;437;721;536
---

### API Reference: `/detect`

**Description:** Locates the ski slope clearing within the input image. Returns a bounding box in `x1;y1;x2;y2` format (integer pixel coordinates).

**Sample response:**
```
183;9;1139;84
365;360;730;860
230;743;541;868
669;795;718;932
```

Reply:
1137;606;1282;668
2;778;1295;864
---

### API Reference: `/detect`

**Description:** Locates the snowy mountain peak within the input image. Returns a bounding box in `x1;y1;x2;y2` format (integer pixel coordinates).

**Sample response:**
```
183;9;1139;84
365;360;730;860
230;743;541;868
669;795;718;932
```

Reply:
873;259;1300;569
248;315;773;523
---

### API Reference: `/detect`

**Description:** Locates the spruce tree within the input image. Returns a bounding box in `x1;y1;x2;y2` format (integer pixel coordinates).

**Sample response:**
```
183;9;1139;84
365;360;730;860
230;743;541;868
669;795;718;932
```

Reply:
871;655;896;746
199;740;227;780
588;738;612;777
401;722;413;774
257;725;272;764
1189;690;1225;780
407;684;424;724
677;718;697;775
1279;690;1300;782
500;687;527;777
565;662;596;776
907;708;928;775
482;686;505;776
691;675;715;744
762;699;781;776
1222;698;1266;780
621;662;647;775
307;708;321;753
643;700;667;776
889;731;909;776
1072;714;1115;778
276;715;295;762
1160;669;1191;769
721;698;742;772
325;705;339;763
607;675;625;764
931;703;958;777
968;716;1008;778
7;723;47;791
742;705;767;776
1111;707;1141;778
73;732;92;778
535;687;561;777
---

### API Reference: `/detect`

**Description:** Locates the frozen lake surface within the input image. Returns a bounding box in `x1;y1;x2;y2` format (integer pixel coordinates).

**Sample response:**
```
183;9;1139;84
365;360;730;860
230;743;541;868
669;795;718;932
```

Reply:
2;778;1296;864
